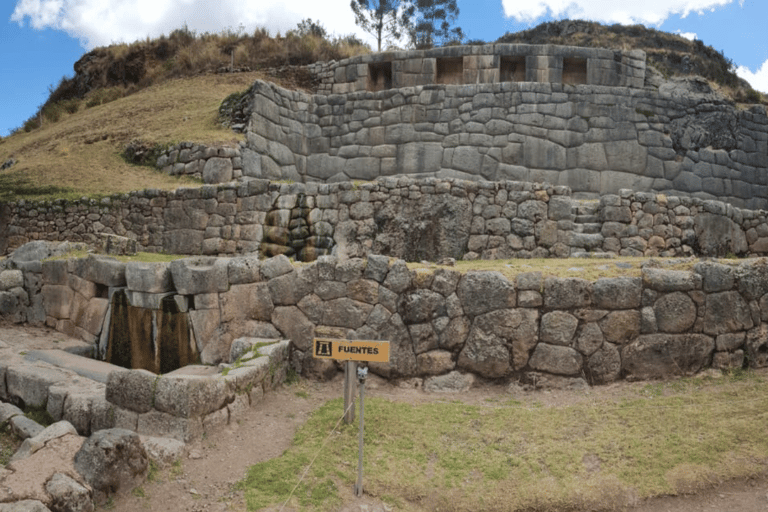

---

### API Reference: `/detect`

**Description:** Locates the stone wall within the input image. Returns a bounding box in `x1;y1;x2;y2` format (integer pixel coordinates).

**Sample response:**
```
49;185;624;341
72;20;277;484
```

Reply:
306;44;647;94
3;178;768;262
242;76;768;208
155;142;243;184
4;252;768;389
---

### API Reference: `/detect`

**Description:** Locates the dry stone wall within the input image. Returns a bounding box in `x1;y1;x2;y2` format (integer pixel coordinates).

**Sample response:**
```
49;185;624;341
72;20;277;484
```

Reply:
243;76;768;209
3;178;768;262
155;142;243;184
4;251;768;389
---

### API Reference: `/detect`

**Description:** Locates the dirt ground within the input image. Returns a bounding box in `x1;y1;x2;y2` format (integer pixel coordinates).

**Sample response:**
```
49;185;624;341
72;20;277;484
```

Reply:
1;323;767;512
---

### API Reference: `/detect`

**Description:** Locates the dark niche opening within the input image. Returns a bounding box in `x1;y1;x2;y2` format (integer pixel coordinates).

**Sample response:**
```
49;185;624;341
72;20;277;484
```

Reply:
500;56;526;82
436;57;464;85
368;62;392;92
562;58;588;85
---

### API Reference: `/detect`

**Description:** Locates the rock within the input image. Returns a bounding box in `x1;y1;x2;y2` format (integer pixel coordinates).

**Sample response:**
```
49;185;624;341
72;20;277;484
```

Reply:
524;372;588;391
621;334;715;380
642;268;700;292
456;271;516;317
694;213;747;257
73;429;149;498
712;351;745;371
381;260;411;294
540;311;578;346
592;277;642;309
260;255;294;280
587;342;621;384
745;324;768;368
372;194;472;261
10;416;44;440
702;291;754;335
82;256;126;287
271;306;314;351
363;254;390;283
169;257;229;295
423;371;474;392
543;278;591;309
736;260;768;301
528;344;582;376
139;436;186;467
321;299;373;329
474;308;538;370
416;350;454;376
0;501;52;512
227;256;261;285
0;270;24;291
693;261;735;292
6;365;69;409
105;369;157;414
576;323;604;356
654;292;697;333
398;290;446;324
153;376;231;418
202;158;233;183
125;262;173;293
45;472;93;512
11;421;79;463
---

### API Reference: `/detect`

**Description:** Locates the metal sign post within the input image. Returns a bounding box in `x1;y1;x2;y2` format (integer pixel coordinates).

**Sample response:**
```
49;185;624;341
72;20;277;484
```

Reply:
312;338;390;497
355;366;367;497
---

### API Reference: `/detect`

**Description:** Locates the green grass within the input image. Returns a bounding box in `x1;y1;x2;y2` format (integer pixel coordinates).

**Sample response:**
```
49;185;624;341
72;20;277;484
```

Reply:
239;371;768;511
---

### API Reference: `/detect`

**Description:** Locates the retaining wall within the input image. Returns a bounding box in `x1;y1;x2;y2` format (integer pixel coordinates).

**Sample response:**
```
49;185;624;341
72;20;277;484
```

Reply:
2;178;768;262
3;253;768;390
242;77;768;208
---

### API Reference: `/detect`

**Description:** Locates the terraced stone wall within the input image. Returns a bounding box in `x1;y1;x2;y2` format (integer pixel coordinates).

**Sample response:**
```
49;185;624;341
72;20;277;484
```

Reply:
5;253;768;390
3;178;768;263
243;76;768;209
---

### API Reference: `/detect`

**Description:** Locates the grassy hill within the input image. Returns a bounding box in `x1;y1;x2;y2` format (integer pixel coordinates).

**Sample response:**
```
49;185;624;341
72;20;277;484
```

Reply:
0;21;765;203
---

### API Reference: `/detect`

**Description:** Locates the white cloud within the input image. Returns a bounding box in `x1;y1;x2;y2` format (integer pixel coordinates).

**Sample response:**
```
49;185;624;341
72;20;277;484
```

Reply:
10;0;366;49
674;29;697;40
737;60;768;94
501;0;736;26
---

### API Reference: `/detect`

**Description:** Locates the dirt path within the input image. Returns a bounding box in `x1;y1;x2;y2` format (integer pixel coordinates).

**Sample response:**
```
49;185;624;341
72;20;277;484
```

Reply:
1;323;767;511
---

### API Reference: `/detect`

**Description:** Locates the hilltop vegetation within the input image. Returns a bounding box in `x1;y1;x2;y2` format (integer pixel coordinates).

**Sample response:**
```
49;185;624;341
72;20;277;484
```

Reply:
497;19;764;104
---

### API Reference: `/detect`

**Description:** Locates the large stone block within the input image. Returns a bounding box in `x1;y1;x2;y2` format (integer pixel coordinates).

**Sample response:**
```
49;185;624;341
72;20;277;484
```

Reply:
83;256;126;287
528;343;582;376
42;285;74;319
654;292;696;333
6;365;69;408
540;311;578;346
170;257;229;295
621;334;715;380
592;277;642;309
543;277;591;309
125;262;173;293
457;271;515;317
702;291;754;335
105;369;157;413
153;376;232;418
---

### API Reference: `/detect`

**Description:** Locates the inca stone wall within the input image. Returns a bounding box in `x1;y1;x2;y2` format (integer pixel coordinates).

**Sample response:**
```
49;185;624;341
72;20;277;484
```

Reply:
155;142;243;183
4;252;768;389
307;44;647;94
2;178;768;262
235;44;768;209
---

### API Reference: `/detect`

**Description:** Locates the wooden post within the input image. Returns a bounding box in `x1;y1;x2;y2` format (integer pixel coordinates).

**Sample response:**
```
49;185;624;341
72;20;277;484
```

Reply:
355;368;366;497
343;361;357;424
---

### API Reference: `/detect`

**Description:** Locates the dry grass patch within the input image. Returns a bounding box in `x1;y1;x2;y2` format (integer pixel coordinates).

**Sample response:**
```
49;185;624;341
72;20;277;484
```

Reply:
0;72;264;201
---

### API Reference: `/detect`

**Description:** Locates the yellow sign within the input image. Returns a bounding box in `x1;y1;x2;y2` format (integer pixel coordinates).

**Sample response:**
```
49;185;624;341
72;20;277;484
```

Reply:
313;338;390;363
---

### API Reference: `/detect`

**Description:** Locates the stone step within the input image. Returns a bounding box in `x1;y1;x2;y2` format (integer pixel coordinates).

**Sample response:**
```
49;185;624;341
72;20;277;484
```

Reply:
23;350;123;384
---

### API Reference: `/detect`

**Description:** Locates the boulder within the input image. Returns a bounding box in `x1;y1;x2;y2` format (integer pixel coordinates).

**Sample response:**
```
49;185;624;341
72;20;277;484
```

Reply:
398;290;446;324
642;268;700;292
73;429;148;498
592;277;642;309
543;278;591;309
587;342;621;384
45;473;93;512
654;292;696;333
621;334;715;380
474;309;538;370
456;271;516;317
702;291;753;335
125;262;172;293
423;371;474;392
169;257;229;295
527;344;582;376
540;311;578;346
457;327;510;378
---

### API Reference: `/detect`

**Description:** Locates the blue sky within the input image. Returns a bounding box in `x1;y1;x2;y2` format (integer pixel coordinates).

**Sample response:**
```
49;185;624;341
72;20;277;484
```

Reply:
2;0;767;137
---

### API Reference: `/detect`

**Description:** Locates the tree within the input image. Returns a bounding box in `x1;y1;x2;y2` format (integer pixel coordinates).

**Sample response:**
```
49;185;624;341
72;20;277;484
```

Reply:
403;0;464;49
294;18;327;39
350;0;408;51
